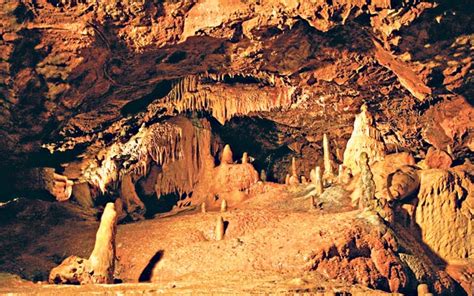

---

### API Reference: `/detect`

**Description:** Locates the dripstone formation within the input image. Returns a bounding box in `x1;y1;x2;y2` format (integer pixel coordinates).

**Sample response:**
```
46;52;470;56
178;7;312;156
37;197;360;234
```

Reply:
0;1;472;295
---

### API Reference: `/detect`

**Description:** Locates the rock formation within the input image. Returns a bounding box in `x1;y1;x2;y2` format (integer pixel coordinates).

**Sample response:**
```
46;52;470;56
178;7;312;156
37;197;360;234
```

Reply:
88;203;118;284
323;134;334;180
215;216;225;241
422;147;453;169
221;144;234;165
357;152;377;211
343;105;386;176
411;165;473;261
220;199;227;213
119;174;146;221
0;0;473;294
371;152;418;202
49;202;118;284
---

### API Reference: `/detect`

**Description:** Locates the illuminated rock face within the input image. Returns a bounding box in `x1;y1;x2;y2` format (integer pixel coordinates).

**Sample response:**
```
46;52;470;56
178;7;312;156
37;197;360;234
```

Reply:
414;165;473;262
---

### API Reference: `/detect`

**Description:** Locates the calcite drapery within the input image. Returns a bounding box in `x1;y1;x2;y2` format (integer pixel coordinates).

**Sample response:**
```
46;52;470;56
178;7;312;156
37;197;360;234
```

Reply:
82;122;183;193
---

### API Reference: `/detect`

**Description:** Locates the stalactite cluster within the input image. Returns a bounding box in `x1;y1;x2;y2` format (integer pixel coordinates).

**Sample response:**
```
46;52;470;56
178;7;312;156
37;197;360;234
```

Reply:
148;73;295;125
82;122;183;193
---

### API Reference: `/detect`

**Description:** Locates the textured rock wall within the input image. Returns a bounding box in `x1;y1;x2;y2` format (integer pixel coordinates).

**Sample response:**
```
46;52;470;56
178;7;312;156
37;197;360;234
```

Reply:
0;0;472;198
415;165;473;261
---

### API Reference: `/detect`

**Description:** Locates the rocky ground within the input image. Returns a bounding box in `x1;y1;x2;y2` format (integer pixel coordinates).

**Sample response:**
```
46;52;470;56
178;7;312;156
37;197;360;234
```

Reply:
0;178;470;295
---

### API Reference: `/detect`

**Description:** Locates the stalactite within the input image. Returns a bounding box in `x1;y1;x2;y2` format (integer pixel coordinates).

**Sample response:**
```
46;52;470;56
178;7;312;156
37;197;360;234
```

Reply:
83;122;183;193
157;73;294;125
154;117;217;199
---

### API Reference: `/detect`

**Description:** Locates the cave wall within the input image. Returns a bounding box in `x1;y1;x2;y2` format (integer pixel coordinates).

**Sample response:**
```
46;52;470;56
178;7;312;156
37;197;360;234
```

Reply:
0;0;472;200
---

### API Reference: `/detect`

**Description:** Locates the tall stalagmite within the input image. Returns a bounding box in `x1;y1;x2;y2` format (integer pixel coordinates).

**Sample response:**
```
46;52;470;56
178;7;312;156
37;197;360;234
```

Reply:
343;105;386;175
323;134;334;180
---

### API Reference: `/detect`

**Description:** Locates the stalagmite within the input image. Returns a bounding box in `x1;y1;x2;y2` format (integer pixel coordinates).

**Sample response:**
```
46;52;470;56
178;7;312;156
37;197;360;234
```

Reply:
323;134;334;180
310;195;315;210
338;165;343;183
221;199;227;212
336;147;343;162
287;157;299;185
221;144;233;165
301;176;307;184
215;216;225;240
356;152;386;217
260;169;267;182
201;202;207;213
242;152;248;164
314;166;323;195
417;284;429;295
49;202;118;284
285;173;290;185
289;175;299;185
88;202;118;284
291;157;297;177
343;104;386;175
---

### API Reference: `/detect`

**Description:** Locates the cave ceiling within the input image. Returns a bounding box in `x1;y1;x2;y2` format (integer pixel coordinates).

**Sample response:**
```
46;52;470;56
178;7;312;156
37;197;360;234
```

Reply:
0;0;472;175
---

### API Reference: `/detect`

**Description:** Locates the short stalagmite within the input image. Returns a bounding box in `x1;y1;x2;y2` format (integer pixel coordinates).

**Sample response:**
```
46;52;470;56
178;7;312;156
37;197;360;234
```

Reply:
417;283;429;295
221;144;234;165
337;165;343;183
260;169;267;182
242;152;249;164
291;157;297;177
314;166;323;195
220;199;227;212
215;216;225;240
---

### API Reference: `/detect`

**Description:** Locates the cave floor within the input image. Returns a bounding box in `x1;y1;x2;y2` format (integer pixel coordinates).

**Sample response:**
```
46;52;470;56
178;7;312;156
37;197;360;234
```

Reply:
0;182;394;295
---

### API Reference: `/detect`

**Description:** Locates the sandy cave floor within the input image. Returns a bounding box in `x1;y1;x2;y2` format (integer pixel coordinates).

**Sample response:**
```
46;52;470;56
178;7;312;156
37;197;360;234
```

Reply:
1;183;403;295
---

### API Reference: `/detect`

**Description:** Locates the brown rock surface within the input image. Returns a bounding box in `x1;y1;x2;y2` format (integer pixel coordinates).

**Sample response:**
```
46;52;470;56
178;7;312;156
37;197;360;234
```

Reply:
0;0;473;295
423;147;453;169
413;165;473;261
